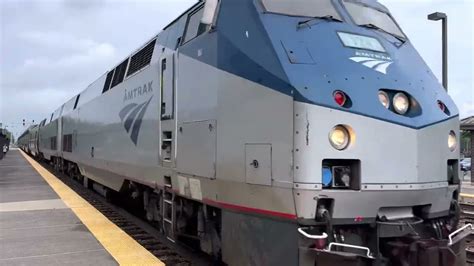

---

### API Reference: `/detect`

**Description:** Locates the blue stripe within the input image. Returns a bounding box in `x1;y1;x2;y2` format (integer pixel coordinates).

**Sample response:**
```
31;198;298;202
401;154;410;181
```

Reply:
119;103;138;121
124;102;147;133
179;0;294;97
295;96;459;129
130;97;153;145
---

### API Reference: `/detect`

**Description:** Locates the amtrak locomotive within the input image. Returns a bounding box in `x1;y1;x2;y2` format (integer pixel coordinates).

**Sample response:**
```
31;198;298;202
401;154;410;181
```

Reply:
18;0;470;265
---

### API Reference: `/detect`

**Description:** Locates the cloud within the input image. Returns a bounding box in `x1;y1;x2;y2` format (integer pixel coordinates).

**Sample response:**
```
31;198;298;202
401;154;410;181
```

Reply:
381;0;473;118
461;101;474;118
0;0;195;138
61;0;106;11
21;41;116;69
1;0;473;139
0;88;75;134
2;32;117;92
18;31;104;52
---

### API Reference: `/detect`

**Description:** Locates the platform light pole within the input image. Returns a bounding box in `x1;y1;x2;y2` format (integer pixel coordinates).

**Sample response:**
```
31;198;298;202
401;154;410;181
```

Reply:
428;12;448;91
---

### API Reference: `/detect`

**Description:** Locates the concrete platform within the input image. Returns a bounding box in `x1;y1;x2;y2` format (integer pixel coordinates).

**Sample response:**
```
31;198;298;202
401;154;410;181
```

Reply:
0;149;117;266
462;180;474;197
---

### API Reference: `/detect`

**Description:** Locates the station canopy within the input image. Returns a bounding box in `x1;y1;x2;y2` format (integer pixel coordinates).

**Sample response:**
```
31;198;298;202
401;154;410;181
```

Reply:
461;116;474;131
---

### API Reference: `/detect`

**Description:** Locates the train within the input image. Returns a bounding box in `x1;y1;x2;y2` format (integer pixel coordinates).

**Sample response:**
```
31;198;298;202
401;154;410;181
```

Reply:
18;0;471;265
17;125;39;156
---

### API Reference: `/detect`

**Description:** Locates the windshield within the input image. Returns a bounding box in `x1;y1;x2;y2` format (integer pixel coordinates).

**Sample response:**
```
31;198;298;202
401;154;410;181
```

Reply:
261;0;341;20
343;1;405;39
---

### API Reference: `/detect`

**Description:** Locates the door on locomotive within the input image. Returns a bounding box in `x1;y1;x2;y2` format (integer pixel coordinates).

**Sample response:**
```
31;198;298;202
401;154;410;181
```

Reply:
159;52;176;167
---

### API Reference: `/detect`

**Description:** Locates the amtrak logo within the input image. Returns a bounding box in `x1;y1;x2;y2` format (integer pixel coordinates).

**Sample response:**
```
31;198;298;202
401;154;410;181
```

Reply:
119;96;153;145
349;51;393;74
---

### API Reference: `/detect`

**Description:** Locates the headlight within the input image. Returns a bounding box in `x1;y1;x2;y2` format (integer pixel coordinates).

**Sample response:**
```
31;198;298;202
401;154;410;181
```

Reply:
378;91;390;109
393;92;410;114
333;166;352;188
329;125;350;150
448;131;457;152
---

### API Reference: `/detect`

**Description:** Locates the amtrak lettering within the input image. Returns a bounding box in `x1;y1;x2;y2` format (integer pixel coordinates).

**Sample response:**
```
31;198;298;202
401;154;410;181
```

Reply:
349;51;394;74
354;51;392;61
123;81;153;102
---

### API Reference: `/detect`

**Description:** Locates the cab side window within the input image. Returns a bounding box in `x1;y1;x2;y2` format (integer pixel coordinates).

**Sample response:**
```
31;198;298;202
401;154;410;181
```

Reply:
183;7;206;44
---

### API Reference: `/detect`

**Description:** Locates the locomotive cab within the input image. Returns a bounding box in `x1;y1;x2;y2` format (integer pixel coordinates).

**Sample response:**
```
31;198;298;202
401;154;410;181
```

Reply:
251;0;468;264
170;0;469;264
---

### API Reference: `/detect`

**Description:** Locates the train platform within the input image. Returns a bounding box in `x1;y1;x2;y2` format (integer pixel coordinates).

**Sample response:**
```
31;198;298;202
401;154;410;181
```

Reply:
461;177;474;193
462;178;474;201
0;149;163;265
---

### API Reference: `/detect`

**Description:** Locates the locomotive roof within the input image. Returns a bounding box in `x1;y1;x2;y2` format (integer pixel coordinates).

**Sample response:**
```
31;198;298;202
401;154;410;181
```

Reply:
347;0;389;13
58;1;201;118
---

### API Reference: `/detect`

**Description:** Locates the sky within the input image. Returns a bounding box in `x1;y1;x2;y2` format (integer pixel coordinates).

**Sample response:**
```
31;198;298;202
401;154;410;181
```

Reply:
0;0;473;138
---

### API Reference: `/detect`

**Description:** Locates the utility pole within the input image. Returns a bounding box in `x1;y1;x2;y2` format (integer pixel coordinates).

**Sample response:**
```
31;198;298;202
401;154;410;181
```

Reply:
428;12;448;91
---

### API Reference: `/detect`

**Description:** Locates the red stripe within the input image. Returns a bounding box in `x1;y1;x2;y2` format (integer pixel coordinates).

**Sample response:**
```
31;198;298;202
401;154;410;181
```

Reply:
203;199;297;220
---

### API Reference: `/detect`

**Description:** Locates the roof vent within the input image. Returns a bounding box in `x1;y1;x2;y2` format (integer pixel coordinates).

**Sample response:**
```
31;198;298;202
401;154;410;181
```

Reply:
127;39;156;77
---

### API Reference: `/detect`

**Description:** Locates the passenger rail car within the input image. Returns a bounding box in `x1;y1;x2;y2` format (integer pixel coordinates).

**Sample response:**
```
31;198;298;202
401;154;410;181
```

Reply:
17;125;39;156
18;0;469;265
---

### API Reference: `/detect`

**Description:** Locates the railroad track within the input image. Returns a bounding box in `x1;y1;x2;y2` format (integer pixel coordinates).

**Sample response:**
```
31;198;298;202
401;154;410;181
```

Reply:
468;248;474;265
461;203;474;227
461;203;474;215
461;203;474;265
38;160;211;266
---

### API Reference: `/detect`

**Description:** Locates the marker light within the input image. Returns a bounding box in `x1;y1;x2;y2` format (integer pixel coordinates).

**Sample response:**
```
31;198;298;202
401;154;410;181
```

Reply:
438;101;446;112
437;100;447;112
448;131;457;152
329;125;350;150
333;91;347;107
378;91;390;109
322;167;333;187
393;92;409;114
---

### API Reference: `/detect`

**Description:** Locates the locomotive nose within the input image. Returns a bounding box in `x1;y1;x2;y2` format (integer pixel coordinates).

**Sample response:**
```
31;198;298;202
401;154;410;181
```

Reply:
294;100;460;187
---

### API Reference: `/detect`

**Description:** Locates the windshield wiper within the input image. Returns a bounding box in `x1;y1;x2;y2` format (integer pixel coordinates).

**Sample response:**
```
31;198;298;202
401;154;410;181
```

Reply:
360;23;407;44
298;15;342;28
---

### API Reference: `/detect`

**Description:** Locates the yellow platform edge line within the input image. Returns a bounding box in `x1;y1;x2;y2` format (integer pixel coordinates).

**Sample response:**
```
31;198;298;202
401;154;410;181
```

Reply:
20;151;164;266
460;193;474;199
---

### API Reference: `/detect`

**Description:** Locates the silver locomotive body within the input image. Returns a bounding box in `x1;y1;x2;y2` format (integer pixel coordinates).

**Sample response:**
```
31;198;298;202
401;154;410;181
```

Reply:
20;0;468;265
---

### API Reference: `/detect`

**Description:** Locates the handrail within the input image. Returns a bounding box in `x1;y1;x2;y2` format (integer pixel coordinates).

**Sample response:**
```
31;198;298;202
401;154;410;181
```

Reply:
297;227;373;259
297;227;328;239
327;242;374;259
448;223;473;246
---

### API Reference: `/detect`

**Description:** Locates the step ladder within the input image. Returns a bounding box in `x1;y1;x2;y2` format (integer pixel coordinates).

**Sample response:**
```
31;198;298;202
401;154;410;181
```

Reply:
163;177;175;242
